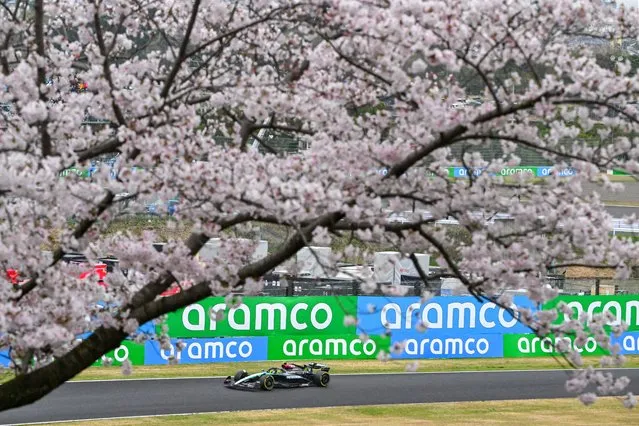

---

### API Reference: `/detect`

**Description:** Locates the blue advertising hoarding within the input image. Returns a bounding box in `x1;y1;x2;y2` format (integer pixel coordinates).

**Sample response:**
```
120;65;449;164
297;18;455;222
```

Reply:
0;349;9;367
74;318;155;341
356;296;538;336
144;337;269;364
536;166;577;177
611;332;639;355
449;166;577;178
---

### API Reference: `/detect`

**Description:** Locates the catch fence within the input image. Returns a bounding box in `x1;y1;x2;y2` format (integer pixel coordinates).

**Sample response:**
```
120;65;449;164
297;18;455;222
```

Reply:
256;275;639;297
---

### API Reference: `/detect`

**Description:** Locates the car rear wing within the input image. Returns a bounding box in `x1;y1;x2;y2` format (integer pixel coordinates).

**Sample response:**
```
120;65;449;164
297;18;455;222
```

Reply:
306;362;330;372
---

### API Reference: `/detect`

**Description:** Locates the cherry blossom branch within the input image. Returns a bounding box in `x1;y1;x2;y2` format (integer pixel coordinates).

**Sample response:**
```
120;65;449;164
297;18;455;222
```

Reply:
415;227;482;303
457;56;503;114
504;28;542;87
408;252;431;290
74;137;122;163
0;211;345;410
184;5;301;63
174;1;243;84
12;191;117;302
547;263;619;270
34;0;52;158
460;145;477;188
387;89;562;179
320;36;391;86
476;293;580;374
70;6;306;166
1;27;13;74
213;214;438;233
122;212;260;310
0;0;18;19
48;2;228;283
93;6;127;127
553;99;639;126
160;0;202;99
333;219;437;232
252;122;315;136
123;209;348;311
453;134;607;166
378;192;441;207
244;132;278;155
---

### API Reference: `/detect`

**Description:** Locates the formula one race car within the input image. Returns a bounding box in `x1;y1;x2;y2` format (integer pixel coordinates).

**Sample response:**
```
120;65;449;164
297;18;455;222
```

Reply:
223;362;330;391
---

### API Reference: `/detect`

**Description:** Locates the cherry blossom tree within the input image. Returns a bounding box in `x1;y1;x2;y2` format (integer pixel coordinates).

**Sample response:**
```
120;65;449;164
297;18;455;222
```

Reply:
1;0;639;411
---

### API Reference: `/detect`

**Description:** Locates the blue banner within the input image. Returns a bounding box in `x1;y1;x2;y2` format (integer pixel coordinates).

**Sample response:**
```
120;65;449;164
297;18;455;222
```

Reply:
536;166;577;177
388;333;504;359
137;320;155;335
74;319;155;341
612;332;639;355
144;337;268;364
0;349;9;367
451;166;577;178
451;167;485;178
356;296;537;336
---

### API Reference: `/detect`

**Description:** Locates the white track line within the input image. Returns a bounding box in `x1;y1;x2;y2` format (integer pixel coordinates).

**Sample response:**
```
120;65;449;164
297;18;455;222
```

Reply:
4;411;236;426
7;369;639;425
67;367;639;383
2;400;584;426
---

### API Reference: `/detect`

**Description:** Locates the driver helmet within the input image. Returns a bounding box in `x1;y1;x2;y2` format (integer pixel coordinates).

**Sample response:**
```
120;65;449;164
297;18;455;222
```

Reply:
282;362;295;370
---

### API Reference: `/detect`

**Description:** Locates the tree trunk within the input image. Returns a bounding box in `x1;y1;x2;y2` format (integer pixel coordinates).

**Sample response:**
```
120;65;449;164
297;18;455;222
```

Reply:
0;327;126;411
0;211;344;412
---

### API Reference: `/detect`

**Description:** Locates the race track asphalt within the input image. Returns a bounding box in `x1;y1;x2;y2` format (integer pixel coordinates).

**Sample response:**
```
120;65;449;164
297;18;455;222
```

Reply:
585;182;639;205
1;369;638;425
606;205;639;219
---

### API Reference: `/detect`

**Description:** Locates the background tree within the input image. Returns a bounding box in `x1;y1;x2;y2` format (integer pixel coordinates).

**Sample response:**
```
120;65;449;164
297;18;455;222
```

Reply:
2;0;639;411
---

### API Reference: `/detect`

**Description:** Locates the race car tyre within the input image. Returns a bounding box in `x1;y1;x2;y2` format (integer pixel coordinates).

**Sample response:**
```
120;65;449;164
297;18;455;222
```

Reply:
259;375;274;391
234;370;248;382
313;372;330;387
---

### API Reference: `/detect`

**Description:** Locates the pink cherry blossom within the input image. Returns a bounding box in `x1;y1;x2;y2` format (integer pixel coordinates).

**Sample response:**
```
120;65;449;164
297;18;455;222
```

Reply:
343;315;359;327
578;393;598;406
405;361;419;372
623;393;638;409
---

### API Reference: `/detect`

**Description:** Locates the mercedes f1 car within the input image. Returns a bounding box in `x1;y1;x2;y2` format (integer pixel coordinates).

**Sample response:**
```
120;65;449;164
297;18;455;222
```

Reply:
223;362;330;391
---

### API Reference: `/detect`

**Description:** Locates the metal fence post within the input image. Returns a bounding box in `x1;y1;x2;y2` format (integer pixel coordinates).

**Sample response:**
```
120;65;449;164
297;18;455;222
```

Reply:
413;280;421;296
287;277;295;296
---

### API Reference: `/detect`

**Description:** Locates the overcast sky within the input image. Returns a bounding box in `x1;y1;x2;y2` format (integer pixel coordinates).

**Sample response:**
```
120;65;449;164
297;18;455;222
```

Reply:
615;0;639;9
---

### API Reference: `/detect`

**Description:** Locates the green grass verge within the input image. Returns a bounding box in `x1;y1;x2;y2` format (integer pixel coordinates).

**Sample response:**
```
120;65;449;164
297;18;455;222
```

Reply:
42;355;639;381
4;356;638;385
603;201;639;207
447;174;638;184
33;398;639;425
605;175;639;183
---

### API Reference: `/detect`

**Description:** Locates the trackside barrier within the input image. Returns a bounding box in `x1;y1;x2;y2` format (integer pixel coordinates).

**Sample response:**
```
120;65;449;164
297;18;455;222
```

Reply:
68;165;587;180
62;165;636;223
3;295;639;368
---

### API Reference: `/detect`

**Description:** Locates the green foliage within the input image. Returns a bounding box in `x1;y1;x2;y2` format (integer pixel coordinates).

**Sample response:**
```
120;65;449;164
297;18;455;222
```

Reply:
351;101;388;117
444;225;472;263
534;120;638;145
103;216;192;241
595;50;639;76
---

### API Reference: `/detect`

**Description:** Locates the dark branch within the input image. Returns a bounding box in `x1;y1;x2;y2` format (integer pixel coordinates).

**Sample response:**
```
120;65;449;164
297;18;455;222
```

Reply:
34;0;52;158
386;89;562;179
160;0;202;99
0;211;344;410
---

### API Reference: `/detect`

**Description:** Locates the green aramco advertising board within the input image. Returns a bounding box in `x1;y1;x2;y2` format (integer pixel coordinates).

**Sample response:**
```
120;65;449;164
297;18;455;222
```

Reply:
158;296;359;337
50;295;639;367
